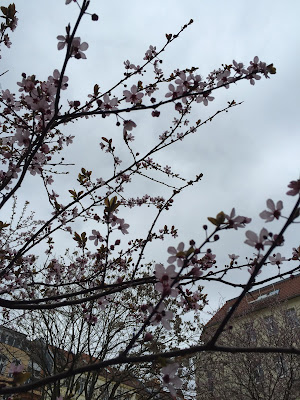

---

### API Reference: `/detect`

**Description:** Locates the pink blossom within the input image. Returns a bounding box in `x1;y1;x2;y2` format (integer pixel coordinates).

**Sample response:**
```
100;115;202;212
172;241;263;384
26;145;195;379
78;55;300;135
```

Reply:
269;253;286;265
155;264;178;297
292;247;300;260
123;120;136;134
247;265;262;276
244;228;272;251
89;230;103;246
48;69;69;90
167;242;185;267
196;91;214;106
200;250;216;269
161;363;183;396
150;303;173;330
259;199;283;222
286;179;300;196
2;89;15;104
100;94;118;111
228;254;239;261
57;36;88;59
216;70;233;88
66;135;74;146
49;190;59;200
123;85;144;104
15;128;30;147
71;37;89;59
165;83;183;100
45;175;54;185
17;76;35;92
175;72;192;89
144;45;157;60
232;60;247;75
98;296;110;310
225;208;252;230
117;219;129;234
9;363;24;374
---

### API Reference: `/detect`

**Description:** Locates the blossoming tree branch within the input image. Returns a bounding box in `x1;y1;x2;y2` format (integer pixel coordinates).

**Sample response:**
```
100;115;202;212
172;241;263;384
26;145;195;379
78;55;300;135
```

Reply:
0;0;299;398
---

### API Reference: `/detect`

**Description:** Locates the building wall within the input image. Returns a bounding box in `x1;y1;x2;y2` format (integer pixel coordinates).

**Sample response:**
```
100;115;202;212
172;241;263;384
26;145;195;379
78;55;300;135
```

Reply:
196;278;300;400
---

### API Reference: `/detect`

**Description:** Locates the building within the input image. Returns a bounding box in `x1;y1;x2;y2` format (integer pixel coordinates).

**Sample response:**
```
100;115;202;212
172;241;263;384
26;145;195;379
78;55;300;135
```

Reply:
196;273;300;400
0;325;173;400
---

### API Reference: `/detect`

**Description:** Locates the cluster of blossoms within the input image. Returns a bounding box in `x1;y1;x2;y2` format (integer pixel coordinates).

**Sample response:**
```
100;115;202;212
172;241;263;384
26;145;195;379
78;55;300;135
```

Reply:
1;2;299;398
0;3;18;57
0;69;71;188
57;35;89;59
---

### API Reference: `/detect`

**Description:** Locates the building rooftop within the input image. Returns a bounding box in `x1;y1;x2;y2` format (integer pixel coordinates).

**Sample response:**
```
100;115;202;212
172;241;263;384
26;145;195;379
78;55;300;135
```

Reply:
206;273;300;327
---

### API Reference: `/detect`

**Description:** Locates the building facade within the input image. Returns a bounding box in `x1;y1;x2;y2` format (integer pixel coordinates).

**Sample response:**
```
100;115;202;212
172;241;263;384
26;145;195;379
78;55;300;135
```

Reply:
196;274;300;400
0;326;172;400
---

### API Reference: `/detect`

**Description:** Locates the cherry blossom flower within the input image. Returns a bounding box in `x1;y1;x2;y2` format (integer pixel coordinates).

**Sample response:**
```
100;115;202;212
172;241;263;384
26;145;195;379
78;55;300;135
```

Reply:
167;242;185;267
9;363;24;374
123;85;144;104
57;35;88;59
123;120;136;134
216;70;232;88
175;71;192;89
200;250;216;269
248;56;260;73
155;264;178;297
48;69;68;90
17;76;35;92
247;265;262;276
98;296;110;310
286;179;300;196
57;35;68;50
165;83;183;100
225;208;252;230
49;190;59;200
71;37;89;59
269;253;286;265
292;247;300;261
2;89;15;104
196;91;214;106
66;135;75;146
45;175;54;185
150;303;174;330
232;60;247;75
117;218;129;234
100;94;118;111
15;128;30;147
89;230;103;246
161;363;183;396
259;199;283;222
144;45;157;60
228;254;239;261
244;228;272;251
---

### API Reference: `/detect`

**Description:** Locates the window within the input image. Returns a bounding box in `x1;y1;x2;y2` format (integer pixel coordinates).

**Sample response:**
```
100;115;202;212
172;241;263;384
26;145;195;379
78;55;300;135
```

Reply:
275;355;288;378
75;377;85;395
0;354;8;375
253;364;264;383
207;370;214;392
244;323;257;343
285;308;300;328
264;315;278;335
30;362;41;381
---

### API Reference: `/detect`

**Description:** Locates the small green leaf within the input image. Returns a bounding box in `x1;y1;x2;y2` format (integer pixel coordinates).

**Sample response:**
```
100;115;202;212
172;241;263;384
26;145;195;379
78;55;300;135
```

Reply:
207;217;218;226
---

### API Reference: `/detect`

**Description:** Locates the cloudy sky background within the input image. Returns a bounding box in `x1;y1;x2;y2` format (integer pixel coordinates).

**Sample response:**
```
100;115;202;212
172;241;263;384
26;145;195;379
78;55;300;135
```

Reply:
1;0;300;322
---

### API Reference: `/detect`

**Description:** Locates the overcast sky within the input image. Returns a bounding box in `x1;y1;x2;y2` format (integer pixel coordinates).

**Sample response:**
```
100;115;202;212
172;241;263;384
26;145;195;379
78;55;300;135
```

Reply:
2;0;300;321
